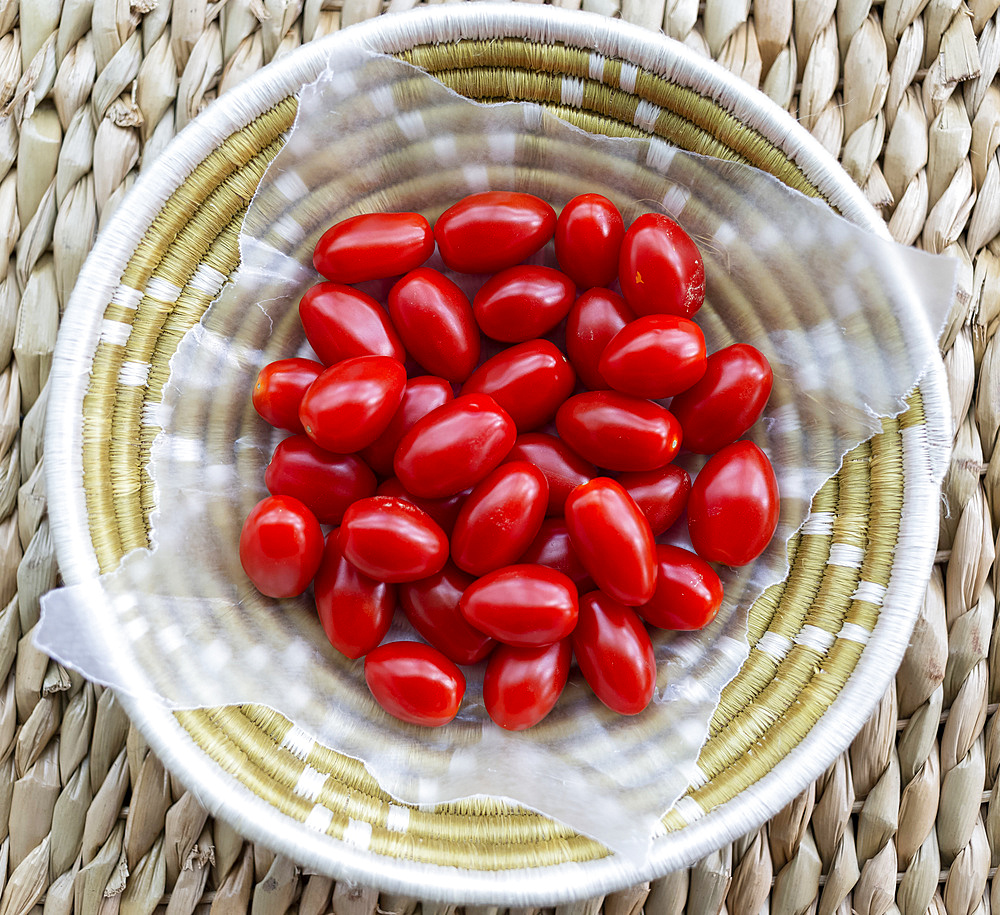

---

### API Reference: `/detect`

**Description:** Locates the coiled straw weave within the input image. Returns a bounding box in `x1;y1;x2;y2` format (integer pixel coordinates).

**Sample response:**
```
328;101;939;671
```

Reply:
2;0;996;912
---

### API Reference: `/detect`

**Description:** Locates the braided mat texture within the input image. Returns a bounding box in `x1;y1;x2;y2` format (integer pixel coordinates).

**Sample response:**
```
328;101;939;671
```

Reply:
2;0;996;912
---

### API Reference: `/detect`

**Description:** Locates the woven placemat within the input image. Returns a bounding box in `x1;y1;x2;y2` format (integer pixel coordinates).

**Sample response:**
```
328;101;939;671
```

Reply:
1;0;995;912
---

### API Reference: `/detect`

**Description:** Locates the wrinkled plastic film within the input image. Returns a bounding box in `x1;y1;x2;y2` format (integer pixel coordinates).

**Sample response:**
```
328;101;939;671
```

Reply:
39;49;954;861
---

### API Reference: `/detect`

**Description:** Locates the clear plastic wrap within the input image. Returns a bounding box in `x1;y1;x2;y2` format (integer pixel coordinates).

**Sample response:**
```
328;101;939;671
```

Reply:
39;49;955;861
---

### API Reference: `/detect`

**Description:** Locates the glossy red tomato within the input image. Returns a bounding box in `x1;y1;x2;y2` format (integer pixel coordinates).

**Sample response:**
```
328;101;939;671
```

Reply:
564;478;656;606
483;640;572;731
598;314;707;399
668;344;774;454
434;191;556;274
298;283;405;365
618;465;691;536
564;288;635;391
375;478;467;535
239;495;324;598
460;564;579;647
451;461;548;576
388;268;480;382
618;213;705;318
505;433;596;516
460;340;576;431
687;441;779;565
573;592;656;715
472;266;576;342
394;394;516;498
313;212;434;283
265;435;376;525
364;641;465;727
517;519;594;590
399;562;496;665
555;193;625;289
314;532;395;659
638;544;723;631
338;496;449;583
298;355;406;453
359;376;453;477
252;358;324;434
555;391;682;472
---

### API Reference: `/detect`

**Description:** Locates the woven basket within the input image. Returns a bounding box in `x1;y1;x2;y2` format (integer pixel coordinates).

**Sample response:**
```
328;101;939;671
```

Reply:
43;4;950;904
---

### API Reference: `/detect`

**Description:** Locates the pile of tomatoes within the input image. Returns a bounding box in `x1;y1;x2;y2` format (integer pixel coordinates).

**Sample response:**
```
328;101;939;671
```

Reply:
240;192;778;731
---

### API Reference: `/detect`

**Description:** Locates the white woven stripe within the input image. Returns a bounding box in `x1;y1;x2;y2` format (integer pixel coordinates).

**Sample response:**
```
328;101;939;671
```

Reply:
158;624;184;654
756;631;792;660
304;805;334;833
463;164;490;191
801;511;835;536
343;819;373;849
146;277;182;303
396;109;427;140
100;319;131;347
672;796;704;825
274;168;310;200
837;622;872;644
111;285;143;310
274;213;306;245
294;765;327;802
369;84;396;115
385;805;411;832
713;221;737;247
281;725;315;759
618;61;638;92
794;624;836;653
561;75;585;108
633;99;661;132
487;131;516;161
646;138;675;172
433;135;458;164
188;264;228;298
687;764;710;790
119;360;150;387
852;580;887;605
828;543;865;568
142;400;165;427
125;616;150;639
588;52;605;80
661;185;690;215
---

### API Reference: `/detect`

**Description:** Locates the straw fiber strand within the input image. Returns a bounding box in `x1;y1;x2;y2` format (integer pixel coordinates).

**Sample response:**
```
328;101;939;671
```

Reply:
6;0;993;911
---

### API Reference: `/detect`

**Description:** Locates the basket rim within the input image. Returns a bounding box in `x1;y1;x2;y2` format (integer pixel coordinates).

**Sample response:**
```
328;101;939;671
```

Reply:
41;2;951;904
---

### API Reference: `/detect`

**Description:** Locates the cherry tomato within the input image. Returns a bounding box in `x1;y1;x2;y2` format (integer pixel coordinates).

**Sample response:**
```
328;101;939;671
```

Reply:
618;213;705;318
638;544;723;631
298;282;405;365
473;266;576;342
299;355;406;454
618;465;691;536
394;394;516;498
376;478;467;535
555;194;625;289
573;592;656;715
555;391;682;472
360;376;453;477
313;212;434;283
314;532;395;659
598;314;707;399
564;478;656;606
687;441;779;565
517;518;594;590
564;288;635;391
265;435;376;525
483;640;572;731
387;268;480;382
252;358;324;434
434;191;556;274
460;564;579;647
451;461;548;576
668;344;774;454
460;340;576;431
505;433;596;516
338;496;449;583
239;495;324;598
398;562;496;665
364;641;465;727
